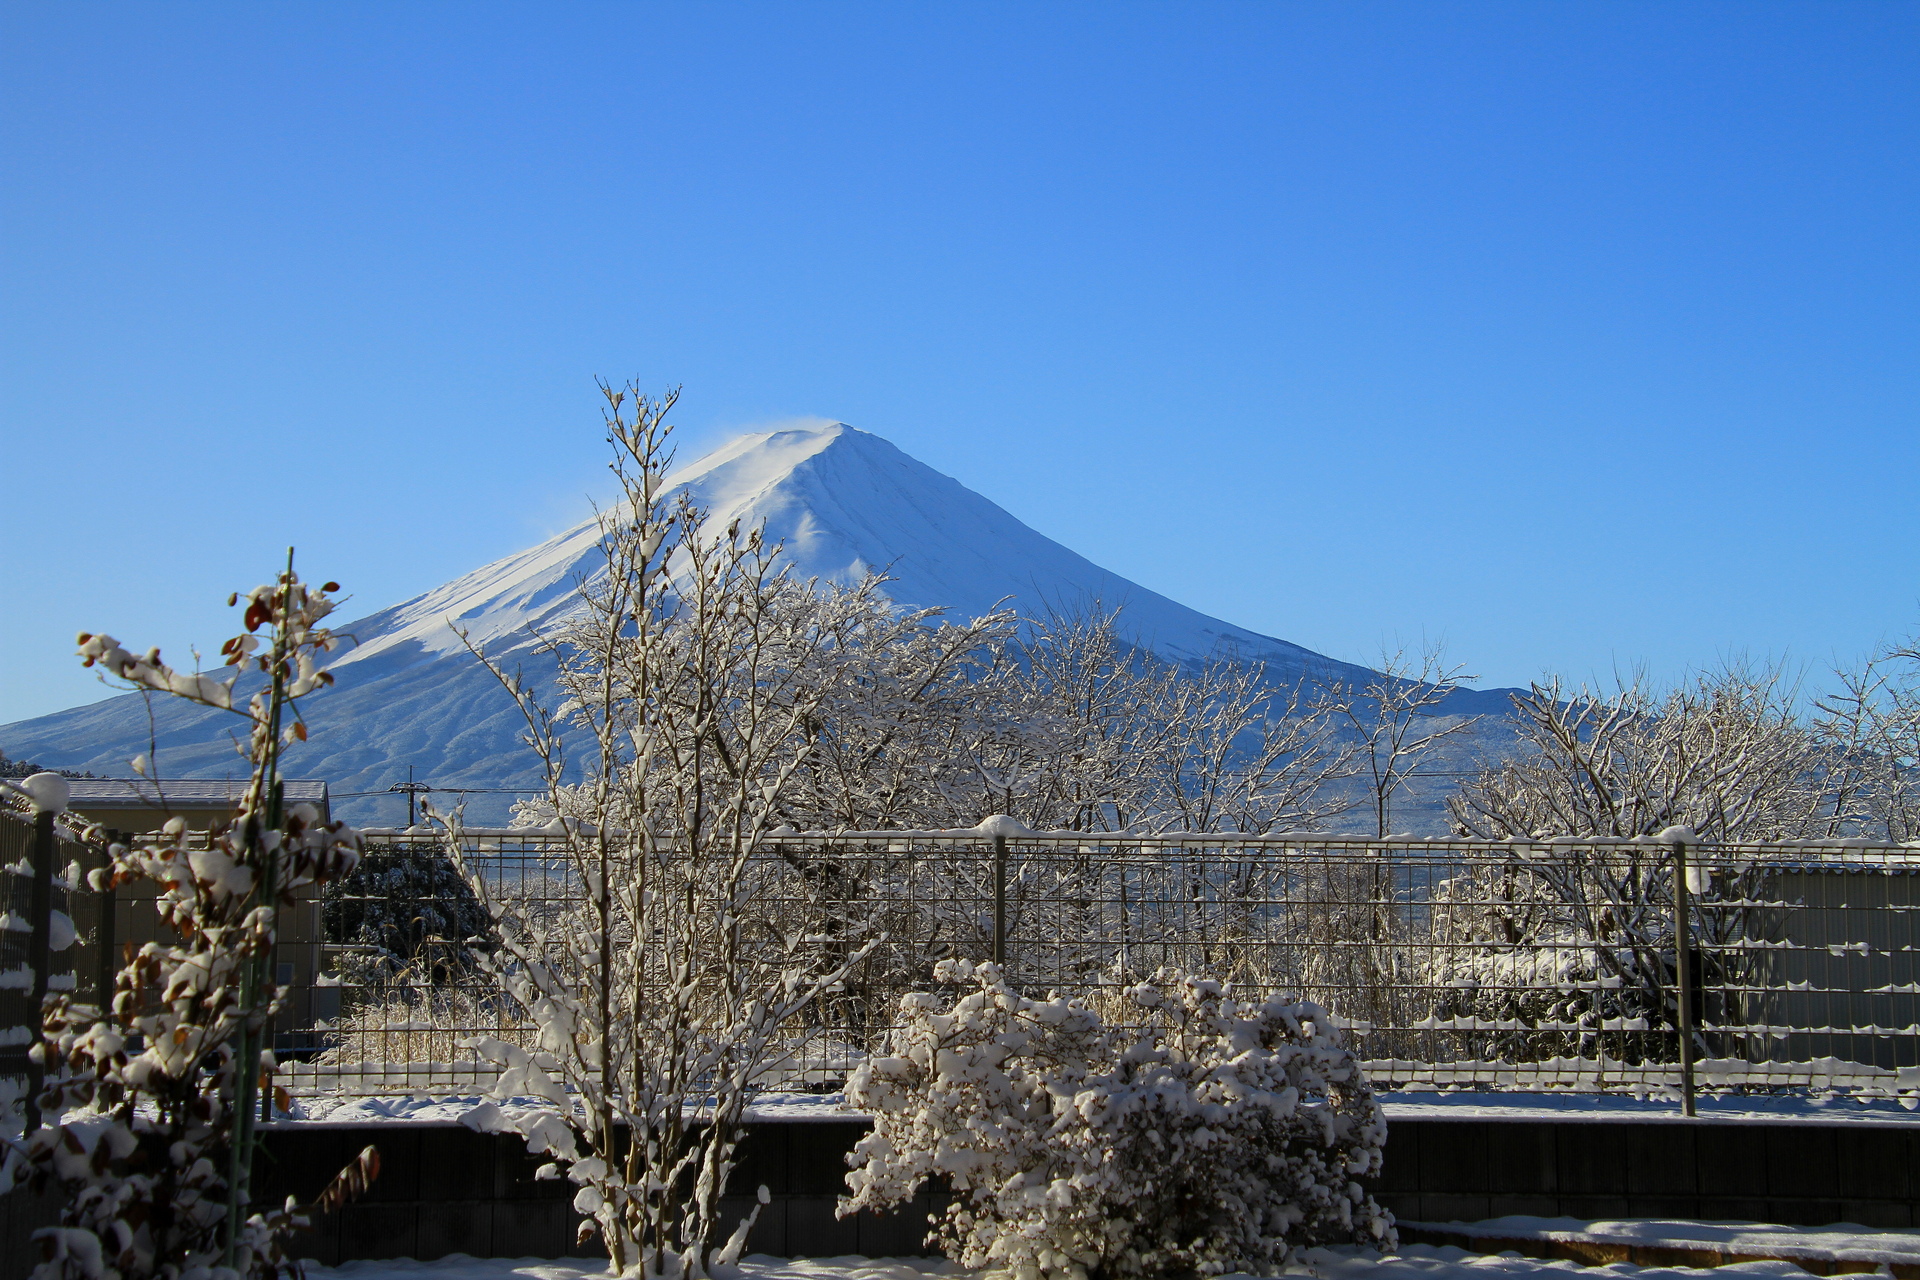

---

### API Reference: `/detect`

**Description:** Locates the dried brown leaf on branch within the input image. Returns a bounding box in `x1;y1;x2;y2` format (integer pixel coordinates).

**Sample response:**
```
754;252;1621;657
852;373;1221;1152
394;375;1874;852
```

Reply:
309;1145;383;1216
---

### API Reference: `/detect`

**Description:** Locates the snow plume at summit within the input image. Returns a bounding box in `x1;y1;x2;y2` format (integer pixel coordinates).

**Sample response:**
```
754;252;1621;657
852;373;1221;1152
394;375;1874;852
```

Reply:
0;423;1496;823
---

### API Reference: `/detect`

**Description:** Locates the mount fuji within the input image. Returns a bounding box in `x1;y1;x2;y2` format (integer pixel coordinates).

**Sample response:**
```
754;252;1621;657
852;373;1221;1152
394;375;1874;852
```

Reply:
1;425;1519;824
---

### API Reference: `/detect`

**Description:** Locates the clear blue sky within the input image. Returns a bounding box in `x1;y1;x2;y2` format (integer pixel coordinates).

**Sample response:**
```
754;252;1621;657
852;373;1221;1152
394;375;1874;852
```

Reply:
3;2;1916;727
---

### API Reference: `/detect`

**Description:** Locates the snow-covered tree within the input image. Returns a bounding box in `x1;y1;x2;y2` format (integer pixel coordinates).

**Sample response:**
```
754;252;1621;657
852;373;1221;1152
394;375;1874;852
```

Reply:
443;384;883;1278
1447;662;1832;842
0;754;92;781
964;605;1166;834
665;589;1358;840
840;961;1395;1280
716;598;1361;1058
1435;662;1853;1064
14;563;369;1280
749;576;1021;834
1134;654;1355;837
1815;635;1920;843
1319;641;1478;839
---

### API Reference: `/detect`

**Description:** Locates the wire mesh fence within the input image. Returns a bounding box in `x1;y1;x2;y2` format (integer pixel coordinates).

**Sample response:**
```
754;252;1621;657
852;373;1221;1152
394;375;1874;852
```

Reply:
264;830;1920;1105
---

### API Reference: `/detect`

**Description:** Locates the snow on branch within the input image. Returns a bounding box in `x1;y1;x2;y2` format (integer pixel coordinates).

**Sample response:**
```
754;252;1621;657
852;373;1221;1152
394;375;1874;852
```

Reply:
15;558;372;1280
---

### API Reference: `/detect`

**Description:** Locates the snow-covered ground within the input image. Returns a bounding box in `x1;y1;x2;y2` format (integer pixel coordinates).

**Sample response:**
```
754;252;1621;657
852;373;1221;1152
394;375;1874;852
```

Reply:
1406;1219;1920;1270
304;1245;1854;1280
1375;1089;1920;1125
277;1088;1920;1128
313;1258;967;1280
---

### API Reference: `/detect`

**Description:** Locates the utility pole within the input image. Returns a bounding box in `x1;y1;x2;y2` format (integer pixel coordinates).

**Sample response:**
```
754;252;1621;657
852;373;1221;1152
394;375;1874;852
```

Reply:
388;765;432;827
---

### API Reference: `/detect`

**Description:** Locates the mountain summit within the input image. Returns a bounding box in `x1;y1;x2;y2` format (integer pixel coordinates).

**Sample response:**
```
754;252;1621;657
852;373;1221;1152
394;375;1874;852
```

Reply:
332;424;1349;678
0;425;1487;821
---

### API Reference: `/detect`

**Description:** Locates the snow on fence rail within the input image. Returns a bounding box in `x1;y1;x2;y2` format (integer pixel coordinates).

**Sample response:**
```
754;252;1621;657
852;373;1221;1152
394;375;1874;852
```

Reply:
0;794;78;1129
261;829;1920;1105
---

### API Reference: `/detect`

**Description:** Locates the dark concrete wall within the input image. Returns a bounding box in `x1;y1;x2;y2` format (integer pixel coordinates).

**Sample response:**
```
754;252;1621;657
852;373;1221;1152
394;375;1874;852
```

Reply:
1367;1118;1919;1229
5;1115;1915;1276
270;1118;1920;1262
0;1180;60;1280
258;1121;944;1266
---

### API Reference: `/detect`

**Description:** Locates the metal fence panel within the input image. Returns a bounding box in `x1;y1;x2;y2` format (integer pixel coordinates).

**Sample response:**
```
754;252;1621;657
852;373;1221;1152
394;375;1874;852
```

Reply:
0;809;78;1126
206;831;1920;1103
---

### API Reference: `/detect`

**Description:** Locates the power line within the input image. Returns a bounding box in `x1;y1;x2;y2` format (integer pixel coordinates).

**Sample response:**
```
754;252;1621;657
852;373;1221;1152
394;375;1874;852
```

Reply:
333;785;545;797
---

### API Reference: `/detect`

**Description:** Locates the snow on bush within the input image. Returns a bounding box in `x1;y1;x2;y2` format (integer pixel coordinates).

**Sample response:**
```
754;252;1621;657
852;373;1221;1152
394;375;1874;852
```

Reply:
11;564;373;1280
840;961;1396;1280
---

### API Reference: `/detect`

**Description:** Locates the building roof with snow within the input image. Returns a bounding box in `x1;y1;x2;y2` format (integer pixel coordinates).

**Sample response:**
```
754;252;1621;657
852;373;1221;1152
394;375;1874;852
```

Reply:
65;777;330;831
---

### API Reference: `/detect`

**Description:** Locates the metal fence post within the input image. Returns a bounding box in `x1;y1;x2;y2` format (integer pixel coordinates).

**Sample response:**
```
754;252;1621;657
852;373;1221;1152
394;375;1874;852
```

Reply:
1672;837;1697;1118
24;808;55;1134
992;835;1008;966
95;830;120;1009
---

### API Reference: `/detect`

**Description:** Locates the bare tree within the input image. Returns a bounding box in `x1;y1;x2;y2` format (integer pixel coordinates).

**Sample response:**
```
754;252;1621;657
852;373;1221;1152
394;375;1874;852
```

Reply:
1139;659;1355;836
443;384;878;1278
774;580;1019;832
989;605;1176;833
1321;641;1479;837
764;598;1358;838
1815;636;1920;843
1440;660;1840;1065
1447;660;1826;841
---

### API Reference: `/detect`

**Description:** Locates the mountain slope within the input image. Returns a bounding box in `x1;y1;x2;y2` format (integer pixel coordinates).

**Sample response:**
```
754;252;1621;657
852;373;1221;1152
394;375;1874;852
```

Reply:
0;425;1515;823
326;425;1360;679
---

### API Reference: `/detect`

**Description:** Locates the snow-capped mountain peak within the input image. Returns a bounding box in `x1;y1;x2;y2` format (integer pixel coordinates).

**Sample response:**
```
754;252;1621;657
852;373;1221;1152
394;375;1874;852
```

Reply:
1;424;1487;821
330;424;870;671
333;422;1343;679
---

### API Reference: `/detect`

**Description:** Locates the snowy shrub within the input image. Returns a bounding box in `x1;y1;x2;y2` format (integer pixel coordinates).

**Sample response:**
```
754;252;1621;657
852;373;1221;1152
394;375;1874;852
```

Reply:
840;961;1396;1280
11;564;373;1280
1419;837;1773;1069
